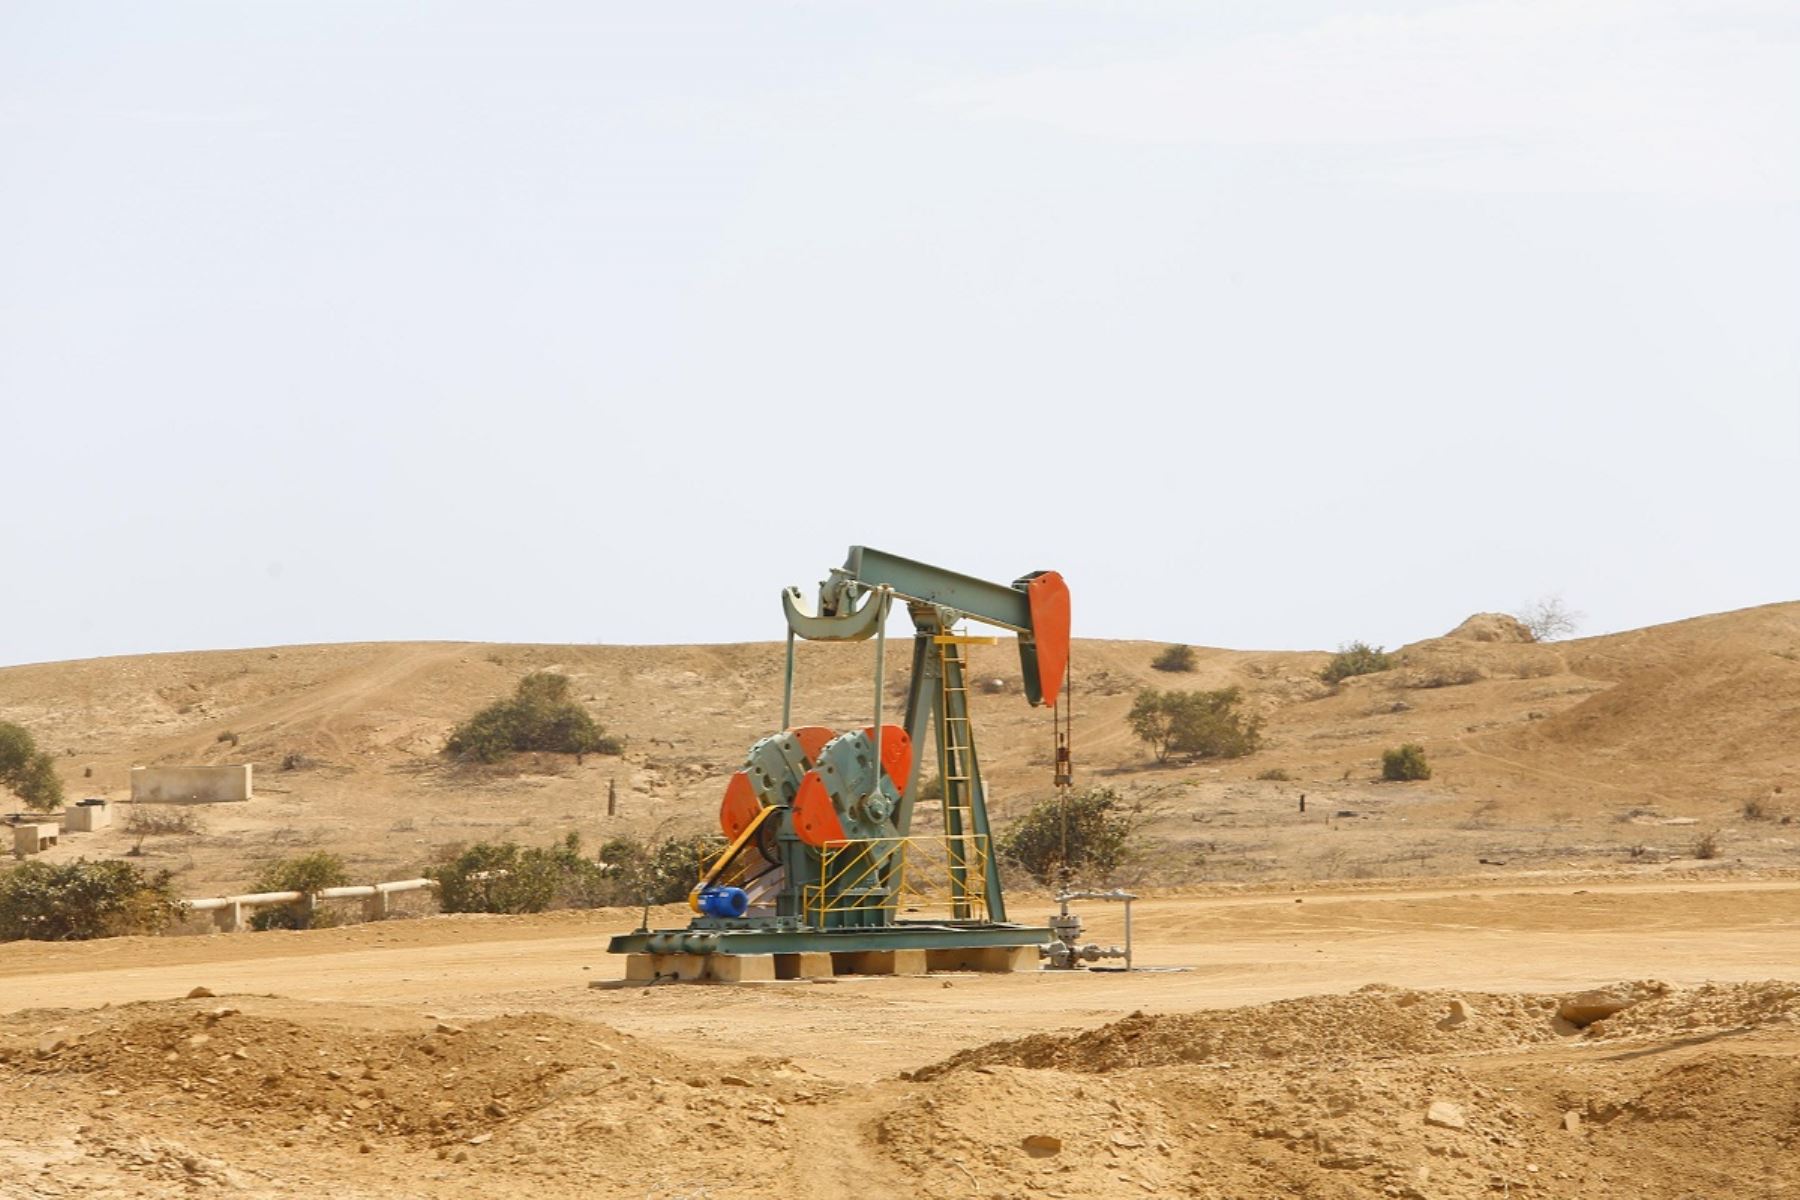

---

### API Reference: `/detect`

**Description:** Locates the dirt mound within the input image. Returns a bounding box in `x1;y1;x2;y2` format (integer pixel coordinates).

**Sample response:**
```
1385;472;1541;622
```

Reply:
913;986;1567;1078
1444;613;1535;643
4;1001;683;1148
1585;980;1800;1040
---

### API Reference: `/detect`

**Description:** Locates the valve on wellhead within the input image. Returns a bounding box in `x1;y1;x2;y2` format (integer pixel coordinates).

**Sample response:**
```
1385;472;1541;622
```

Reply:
1040;888;1136;970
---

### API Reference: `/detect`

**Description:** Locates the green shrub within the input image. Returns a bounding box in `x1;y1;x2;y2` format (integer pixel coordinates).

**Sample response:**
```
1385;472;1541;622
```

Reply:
249;851;352;930
0;859;180;941
445;673;621;764
429;832;671;914
1256;767;1295;781
1001;786;1137;885
1381;743;1432;781
597;833;727;907
0;721;64;811
1320;642;1394;685
1128;687;1263;762
1151;644;1197;673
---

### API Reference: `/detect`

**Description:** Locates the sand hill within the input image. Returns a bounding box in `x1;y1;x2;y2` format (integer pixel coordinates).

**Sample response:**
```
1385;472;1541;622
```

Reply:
0;602;1795;897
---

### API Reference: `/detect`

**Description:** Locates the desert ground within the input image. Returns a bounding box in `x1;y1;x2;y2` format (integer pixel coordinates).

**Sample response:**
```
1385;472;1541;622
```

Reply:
2;602;1798;1197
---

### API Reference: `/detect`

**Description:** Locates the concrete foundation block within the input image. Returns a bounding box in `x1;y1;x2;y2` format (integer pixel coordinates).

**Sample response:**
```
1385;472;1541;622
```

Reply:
626;953;712;982
705;954;776;983
775;952;836;980
11;823;59;857
832;949;928;976
926;945;1042;973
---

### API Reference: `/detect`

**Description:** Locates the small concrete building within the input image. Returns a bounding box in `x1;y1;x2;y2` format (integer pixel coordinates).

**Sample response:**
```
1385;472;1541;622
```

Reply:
62;798;112;832
130;764;253;803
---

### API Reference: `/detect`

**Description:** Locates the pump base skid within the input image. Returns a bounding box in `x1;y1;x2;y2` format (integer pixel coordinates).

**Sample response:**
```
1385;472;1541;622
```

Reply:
623;939;1042;983
607;921;1049;963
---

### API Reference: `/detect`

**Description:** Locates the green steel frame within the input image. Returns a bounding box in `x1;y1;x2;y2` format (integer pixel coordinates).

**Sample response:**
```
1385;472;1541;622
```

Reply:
607;546;1059;960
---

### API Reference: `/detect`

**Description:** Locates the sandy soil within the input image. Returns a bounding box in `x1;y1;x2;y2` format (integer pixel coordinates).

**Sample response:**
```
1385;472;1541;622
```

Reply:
4;877;1800;1198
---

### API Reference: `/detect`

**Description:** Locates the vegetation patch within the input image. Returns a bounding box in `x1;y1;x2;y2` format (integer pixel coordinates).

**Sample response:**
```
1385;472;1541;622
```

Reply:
0;721;63;811
1001;786;1137;885
1381;743;1432;782
0;859;180;941
1151;644;1197;673
249;852;352;930
124;807;206;837
1128;687;1263;762
445;673;621;764
1320;642;1394;685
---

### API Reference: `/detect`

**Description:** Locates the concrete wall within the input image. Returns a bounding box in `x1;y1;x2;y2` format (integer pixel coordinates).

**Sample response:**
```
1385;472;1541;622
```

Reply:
130;765;253;804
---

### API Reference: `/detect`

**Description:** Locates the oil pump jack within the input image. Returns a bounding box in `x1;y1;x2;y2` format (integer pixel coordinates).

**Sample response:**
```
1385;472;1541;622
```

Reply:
607;546;1071;980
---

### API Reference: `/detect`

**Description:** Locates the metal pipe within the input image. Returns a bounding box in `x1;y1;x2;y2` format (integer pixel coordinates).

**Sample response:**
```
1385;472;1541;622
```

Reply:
781;628;796;729
871;589;888;788
182;879;436;912
1124;896;1133;972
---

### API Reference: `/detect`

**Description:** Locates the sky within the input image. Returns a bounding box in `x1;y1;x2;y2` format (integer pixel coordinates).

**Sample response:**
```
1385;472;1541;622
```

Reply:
1;0;1796;667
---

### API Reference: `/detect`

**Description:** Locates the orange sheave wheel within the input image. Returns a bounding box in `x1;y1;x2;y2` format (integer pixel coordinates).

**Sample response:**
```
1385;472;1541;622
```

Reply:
719;770;761;841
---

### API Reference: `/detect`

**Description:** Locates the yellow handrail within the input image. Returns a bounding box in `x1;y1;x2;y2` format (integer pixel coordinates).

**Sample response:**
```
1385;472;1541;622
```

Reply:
802;835;990;924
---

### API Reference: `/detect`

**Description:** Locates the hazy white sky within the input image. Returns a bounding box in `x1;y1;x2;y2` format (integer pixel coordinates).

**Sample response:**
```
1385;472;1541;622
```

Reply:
2;0;1795;667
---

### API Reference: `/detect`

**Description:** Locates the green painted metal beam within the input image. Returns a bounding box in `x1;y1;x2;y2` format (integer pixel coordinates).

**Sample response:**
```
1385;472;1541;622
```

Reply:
842;547;1035;633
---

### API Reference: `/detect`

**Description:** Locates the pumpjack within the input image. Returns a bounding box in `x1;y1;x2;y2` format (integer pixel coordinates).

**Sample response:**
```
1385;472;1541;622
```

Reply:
607;546;1071;978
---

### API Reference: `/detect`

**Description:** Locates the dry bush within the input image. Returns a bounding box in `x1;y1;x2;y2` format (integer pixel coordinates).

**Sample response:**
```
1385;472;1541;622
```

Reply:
1151;644;1197;673
1405;665;1484;689
124;807;207;837
1692;831;1721;860
1516;594;1583;642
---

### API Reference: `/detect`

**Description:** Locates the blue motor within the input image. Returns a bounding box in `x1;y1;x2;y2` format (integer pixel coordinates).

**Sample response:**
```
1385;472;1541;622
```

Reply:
696;885;749;919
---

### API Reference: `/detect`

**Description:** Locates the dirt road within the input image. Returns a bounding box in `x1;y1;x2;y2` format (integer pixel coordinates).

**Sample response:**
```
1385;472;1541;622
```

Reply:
8;877;1797;1080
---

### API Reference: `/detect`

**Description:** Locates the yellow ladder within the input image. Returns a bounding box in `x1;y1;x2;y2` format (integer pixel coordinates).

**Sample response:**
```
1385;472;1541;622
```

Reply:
935;634;986;918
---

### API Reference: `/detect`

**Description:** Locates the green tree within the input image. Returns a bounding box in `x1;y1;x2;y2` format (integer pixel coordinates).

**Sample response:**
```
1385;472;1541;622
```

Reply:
0;721;64;811
0;859;180;941
445;673;622;764
1128;688;1263;763
1320;642;1394;685
1001;786;1137;885
1128;688;1182;761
